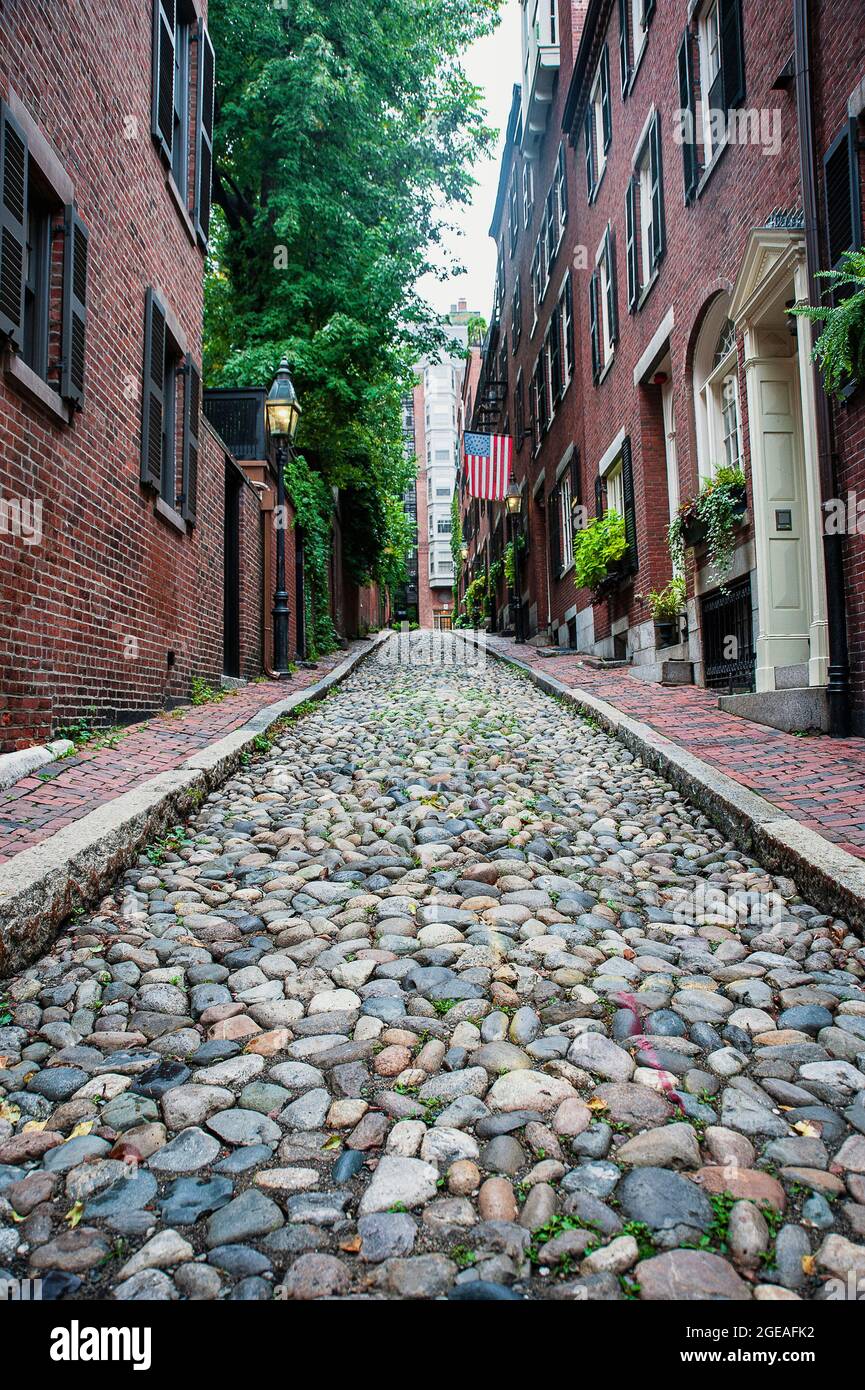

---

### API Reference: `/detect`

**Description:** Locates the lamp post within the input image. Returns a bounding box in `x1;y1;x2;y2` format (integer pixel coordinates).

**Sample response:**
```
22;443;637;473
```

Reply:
265;358;302;677
505;480;524;645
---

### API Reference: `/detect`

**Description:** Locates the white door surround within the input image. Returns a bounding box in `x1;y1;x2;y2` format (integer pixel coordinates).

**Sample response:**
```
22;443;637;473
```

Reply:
730;228;829;692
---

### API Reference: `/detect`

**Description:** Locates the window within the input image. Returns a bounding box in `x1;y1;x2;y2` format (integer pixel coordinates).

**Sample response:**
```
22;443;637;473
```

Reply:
545;307;562;412
619;0;656;94
597;435;638;572
140;287;200;524
605;460;624;516
590;227;617;381
585;46;611;201
679;0;745;180
531;238;543;320
556;143;569;238
626;111;665;307
823;120;862;278
509;170;520;255
523;162;534;228
514;370;525;447
512;277;522;349
560;471;574;571
438;518;452;534
559;274;575;386
0;102;90;407
548;452;580;578
151;1;216;246
693;296;742;483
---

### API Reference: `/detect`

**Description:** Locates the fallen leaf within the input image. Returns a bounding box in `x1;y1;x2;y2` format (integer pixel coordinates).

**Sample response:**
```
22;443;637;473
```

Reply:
0;1101;21;1124
65;1201;85;1229
793;1120;821;1138
21;1120;47;1133
323;1135;342;1151
69;1120;94;1139
587;1098;608;1113
801;1254;817;1276
339;1234;362;1253
0;1056;10;1069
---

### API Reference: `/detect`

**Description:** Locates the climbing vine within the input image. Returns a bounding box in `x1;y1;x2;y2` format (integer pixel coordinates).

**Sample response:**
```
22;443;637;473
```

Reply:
284;452;338;660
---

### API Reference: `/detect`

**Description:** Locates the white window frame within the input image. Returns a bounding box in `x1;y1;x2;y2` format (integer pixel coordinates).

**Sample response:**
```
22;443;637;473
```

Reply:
558;273;573;392
595;232;614;371
605;459;625;517
560;472;574;571
630;0;647;71
590;67;607;187
523;162;534;229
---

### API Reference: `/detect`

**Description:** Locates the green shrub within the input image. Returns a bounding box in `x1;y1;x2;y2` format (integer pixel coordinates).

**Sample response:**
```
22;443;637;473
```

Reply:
573;511;628;592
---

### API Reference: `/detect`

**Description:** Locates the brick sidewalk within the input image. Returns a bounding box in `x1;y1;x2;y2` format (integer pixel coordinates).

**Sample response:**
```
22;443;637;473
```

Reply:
0;646;361;864
484;634;865;860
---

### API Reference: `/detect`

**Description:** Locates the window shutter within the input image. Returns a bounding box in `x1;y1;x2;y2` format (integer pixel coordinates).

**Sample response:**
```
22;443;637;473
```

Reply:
594;475;605;518
564;273;575;374
600;44;612;152
548;482;562;578
141;287;167;490
617;0;630;94
605;228;619;347
0;103;28;350
719;0;745;112
589;270;601;382
584;106;595;200
181;356;200;524
677;29;699;204
649;111;665;267
194;20;216;247
621;435;638;572
60;205;89;407
824;121;861;272
558;143;569;224
569;450;581;510
546;187;556;264
151;0;176;162
550;307;562;402
643;0;656;25
625;177;638;310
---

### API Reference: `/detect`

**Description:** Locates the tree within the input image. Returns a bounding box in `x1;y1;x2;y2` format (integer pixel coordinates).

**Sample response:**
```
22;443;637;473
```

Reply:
204;0;502;639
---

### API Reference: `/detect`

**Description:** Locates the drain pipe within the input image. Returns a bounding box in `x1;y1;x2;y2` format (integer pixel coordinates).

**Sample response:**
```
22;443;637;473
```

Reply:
793;0;852;736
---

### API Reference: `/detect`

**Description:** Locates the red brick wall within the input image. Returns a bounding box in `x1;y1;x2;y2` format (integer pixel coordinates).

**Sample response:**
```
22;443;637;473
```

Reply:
0;0;266;751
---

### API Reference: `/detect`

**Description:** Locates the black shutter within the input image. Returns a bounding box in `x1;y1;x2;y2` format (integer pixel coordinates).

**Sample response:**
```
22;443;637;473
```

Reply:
649;111;665;268
606;228;618;347
181;356;200;524
569;450;581;510
589;270;600;382
584;106;595;200
546;187;556;264
60;206;88;407
677;29;699;204
719;0;745;112
549;483;562;578
558;143;569;224
141;288;167;490
550;307;562;402
194;20;216;247
625;176;638;310
618;0;630;94
151;0;176;162
0;103;28;350
622;435;638;573
643;0;656;24
600;44;612;152
564;273;575;375
824;121;861;272
594;475;605;518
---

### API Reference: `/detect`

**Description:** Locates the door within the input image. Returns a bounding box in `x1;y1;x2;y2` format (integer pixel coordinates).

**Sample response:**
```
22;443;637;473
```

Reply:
752;358;811;674
223;464;241;677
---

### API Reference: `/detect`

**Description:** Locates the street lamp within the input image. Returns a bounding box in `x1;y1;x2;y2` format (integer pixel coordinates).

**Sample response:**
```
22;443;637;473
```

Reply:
265;357;302;677
505;481;525;644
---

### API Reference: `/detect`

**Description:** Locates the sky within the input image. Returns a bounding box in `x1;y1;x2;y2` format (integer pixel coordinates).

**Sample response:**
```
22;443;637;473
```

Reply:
416;0;522;322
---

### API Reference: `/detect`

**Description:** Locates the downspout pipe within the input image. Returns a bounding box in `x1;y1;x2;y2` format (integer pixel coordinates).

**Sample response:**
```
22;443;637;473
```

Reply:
793;0;852;736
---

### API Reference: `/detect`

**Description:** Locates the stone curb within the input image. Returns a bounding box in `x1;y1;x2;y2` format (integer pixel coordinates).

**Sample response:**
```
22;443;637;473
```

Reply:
0;632;390;978
455;631;865;930
0;739;75;793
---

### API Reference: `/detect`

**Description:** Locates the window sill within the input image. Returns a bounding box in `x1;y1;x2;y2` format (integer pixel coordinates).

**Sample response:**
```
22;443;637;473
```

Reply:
154;496;188;535
166;172;199;248
637;265;661;311
695;137;729;200
3;354;71;425
597;355;615;386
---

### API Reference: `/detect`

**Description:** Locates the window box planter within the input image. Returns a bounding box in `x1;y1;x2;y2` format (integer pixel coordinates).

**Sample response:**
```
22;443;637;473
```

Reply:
679;484;747;548
593;555;632;598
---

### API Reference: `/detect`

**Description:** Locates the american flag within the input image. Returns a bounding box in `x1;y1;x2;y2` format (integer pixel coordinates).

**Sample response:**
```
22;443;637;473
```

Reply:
463;432;513;501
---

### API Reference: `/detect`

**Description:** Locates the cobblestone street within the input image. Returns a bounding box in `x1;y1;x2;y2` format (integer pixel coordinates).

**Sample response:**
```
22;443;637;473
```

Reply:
2;634;864;1302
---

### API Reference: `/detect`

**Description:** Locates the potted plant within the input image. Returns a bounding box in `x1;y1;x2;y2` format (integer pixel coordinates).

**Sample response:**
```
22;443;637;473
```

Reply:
643;576;686;649
573;510;630;596
669;466;747;586
788;248;865;399
461;574;491;628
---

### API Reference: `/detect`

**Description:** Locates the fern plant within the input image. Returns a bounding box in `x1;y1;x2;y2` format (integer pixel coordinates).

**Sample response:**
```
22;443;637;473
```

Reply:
788;249;865;399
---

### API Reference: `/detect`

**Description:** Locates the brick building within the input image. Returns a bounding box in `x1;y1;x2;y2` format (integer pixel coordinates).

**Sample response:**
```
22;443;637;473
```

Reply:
0;0;268;752
461;0;865;735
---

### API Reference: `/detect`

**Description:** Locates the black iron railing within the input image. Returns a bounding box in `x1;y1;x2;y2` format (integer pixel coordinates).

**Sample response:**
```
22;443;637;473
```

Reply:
701;576;756;692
